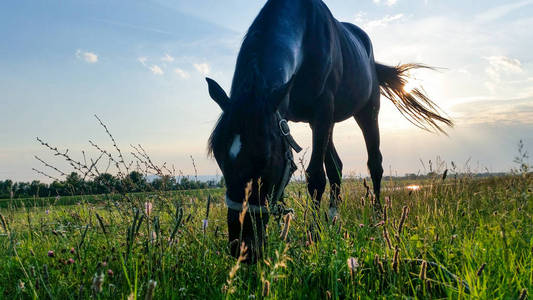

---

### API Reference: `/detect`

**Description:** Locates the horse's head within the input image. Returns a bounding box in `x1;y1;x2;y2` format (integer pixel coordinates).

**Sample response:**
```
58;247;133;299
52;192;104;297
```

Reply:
206;77;292;262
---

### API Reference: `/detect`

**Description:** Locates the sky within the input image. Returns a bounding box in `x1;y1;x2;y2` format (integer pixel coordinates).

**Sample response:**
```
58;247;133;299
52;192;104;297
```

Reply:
1;0;532;182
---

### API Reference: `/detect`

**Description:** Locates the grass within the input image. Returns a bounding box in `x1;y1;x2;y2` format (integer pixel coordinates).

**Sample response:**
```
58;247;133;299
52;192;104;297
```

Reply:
0;174;531;299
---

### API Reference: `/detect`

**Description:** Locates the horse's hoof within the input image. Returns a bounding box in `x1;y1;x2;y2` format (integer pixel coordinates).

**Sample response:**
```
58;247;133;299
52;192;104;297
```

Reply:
328;207;339;221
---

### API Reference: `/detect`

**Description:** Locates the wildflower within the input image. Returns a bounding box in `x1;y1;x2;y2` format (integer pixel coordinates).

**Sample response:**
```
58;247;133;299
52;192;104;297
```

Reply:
398;206;409;235
280;213;292;241
91;273;105;294
347;257;359;277
70;247;75;254
359;223;364;228
202;219;208;231
47;250;54;257
18;280;25;291
68;258;75;265
392;246;400;273
262;280;270;297
369;237;375;241
45;209;50;215
144;202;153;216
101;261;107;267
374;220;385;227
419;260;427;281
107;269;114;277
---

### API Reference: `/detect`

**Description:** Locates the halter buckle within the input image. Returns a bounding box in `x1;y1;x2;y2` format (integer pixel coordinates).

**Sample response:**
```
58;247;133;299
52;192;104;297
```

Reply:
279;119;290;136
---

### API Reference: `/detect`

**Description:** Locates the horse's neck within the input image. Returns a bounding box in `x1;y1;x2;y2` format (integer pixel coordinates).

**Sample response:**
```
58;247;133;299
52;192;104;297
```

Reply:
230;0;308;98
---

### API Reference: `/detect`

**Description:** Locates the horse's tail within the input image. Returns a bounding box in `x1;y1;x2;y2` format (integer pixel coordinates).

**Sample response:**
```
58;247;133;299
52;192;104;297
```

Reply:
375;63;453;134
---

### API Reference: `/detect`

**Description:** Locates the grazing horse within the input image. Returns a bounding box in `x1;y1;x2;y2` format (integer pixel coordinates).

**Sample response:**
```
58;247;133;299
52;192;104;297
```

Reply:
206;0;452;260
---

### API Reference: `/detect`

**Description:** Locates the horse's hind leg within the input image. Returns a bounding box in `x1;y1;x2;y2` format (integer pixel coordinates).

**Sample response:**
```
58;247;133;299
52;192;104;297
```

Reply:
354;101;383;214
324;135;343;219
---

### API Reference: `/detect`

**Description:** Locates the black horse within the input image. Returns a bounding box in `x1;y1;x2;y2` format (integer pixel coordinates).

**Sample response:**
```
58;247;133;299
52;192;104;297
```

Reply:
206;0;452;260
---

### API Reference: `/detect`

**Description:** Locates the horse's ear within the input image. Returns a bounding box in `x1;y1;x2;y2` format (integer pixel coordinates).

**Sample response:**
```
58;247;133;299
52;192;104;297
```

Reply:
268;77;294;113
206;77;230;111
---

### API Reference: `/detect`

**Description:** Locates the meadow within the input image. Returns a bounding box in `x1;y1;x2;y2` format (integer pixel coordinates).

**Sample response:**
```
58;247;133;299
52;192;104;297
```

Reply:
0;173;531;299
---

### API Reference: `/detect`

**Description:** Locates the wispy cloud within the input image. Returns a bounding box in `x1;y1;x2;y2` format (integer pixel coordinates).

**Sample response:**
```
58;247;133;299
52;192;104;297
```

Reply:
452;97;533;126
372;0;398;7
483;56;523;92
484;56;522;76
138;57;148;66
476;0;533;23
76;49;98;63
138;56;164;75
174;68;190;79
149;65;164;75
362;14;404;31
193;63;210;75
162;54;174;62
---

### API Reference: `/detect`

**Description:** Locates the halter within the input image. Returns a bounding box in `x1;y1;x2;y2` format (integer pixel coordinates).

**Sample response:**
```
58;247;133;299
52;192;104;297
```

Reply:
225;111;302;215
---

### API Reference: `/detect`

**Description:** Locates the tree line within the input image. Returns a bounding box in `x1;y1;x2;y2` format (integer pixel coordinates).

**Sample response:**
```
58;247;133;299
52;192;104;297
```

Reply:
0;171;224;199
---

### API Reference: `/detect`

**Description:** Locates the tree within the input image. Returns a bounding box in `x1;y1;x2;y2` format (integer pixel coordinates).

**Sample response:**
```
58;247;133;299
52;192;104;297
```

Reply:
93;173;118;194
65;172;84;195
128;171;147;192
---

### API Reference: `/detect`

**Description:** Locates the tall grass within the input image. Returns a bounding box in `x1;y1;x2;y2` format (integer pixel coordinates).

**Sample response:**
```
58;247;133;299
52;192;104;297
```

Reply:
0;173;530;298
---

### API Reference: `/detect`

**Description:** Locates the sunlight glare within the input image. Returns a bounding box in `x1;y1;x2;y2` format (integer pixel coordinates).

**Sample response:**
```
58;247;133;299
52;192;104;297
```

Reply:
406;184;421;191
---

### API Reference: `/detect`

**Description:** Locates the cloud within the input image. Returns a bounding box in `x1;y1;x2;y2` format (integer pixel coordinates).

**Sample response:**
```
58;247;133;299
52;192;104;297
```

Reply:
174;68;190;79
476;0;533;23
484;56;522;75
76;49;98;63
483;56;523;91
138;57;164;75
373;0;398;6
149;65;164;75
452;97;533;126
193;63;210;75
138;57;148;66
361;14;405;31
162;54;174;62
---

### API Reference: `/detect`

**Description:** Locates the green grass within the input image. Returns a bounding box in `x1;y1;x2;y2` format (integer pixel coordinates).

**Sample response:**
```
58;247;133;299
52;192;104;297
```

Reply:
0;175;531;299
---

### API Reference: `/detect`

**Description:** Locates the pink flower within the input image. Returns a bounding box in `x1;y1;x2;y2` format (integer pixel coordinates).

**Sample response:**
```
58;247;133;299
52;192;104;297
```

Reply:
144;202;153;216
101;261;107;267
68;258;75;265
70;247;75;254
47;250;54;257
359;223;364;228
370;237;375;241
107;269;114;277
374;220;385;227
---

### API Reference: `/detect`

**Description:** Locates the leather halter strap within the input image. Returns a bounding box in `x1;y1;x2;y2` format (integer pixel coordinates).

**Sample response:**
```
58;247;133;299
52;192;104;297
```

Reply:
225;112;302;215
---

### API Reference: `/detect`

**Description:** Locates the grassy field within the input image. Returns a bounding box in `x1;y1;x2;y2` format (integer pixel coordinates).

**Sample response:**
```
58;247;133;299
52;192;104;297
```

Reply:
0;174;531;299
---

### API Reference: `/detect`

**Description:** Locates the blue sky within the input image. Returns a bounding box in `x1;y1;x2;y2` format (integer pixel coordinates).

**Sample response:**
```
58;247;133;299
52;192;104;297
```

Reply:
1;0;532;181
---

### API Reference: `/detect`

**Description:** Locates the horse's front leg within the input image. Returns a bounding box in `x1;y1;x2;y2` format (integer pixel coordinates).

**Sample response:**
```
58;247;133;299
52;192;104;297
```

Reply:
306;94;334;212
